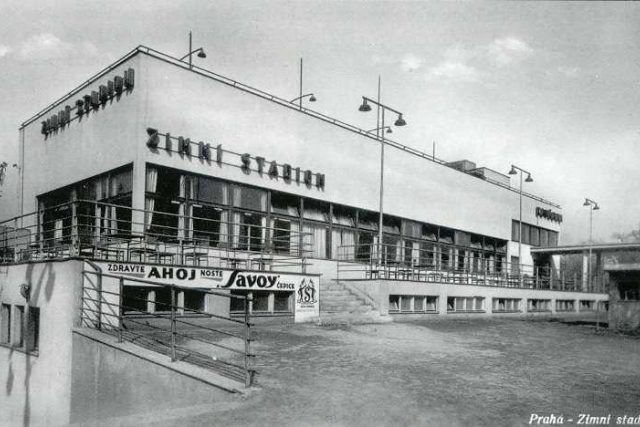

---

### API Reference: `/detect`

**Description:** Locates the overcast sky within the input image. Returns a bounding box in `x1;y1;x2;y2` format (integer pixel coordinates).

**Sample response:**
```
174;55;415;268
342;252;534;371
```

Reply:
0;1;639;244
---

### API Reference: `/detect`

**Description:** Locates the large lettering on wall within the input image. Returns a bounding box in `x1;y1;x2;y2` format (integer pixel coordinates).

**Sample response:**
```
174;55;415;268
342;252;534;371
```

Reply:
40;68;135;138
535;207;562;223
146;127;325;190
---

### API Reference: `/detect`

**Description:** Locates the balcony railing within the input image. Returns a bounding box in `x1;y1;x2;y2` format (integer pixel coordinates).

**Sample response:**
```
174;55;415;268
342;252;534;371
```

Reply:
336;242;607;293
0;200;313;272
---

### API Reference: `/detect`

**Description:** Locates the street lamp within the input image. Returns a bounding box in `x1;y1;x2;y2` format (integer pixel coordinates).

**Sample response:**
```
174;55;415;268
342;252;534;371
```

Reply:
358;80;407;265
179;31;207;68
508;165;533;272
291;58;319;110
583;198;600;290
367;126;393;134
290;93;317;105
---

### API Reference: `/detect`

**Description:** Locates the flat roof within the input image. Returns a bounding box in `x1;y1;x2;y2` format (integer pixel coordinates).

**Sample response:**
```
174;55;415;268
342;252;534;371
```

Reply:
532;243;640;255
21;45;560;208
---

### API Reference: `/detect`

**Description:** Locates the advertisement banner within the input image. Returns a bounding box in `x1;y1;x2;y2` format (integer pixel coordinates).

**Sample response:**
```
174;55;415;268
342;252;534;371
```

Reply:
95;261;320;321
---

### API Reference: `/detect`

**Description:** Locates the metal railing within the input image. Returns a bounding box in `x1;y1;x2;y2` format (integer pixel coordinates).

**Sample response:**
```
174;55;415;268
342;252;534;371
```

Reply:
81;261;254;387
0;200;313;272
336;242;606;293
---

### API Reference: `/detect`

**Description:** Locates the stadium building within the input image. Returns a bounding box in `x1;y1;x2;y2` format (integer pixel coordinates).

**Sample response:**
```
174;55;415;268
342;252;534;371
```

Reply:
0;46;608;424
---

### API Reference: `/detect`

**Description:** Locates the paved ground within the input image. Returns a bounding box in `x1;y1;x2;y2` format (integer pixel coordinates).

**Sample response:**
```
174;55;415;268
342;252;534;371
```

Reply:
119;317;640;427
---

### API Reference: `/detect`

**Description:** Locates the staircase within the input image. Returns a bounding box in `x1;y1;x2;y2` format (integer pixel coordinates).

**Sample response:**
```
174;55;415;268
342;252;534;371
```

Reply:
319;280;391;324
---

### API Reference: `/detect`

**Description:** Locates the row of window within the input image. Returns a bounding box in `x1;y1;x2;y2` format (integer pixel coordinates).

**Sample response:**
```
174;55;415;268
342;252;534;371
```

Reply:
511;220;559;247
388;297;605;314
121;287;294;316
0;303;39;354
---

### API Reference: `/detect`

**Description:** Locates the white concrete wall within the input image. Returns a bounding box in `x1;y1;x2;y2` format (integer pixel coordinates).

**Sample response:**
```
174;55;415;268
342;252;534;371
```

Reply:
14;51;563;266
0;260;83;426
18;57;143;217
344;279;606;317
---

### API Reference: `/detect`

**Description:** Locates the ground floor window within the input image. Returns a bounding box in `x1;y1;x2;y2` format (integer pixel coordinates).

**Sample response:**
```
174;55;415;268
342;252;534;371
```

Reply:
230;290;293;315
527;299;551;312
556;299;575;312
447;296;484;312
183;289;206;312
122;286;149;313
0;303;39;354
492;298;521;312
579;300;595;312
389;295;438;313
1;303;10;344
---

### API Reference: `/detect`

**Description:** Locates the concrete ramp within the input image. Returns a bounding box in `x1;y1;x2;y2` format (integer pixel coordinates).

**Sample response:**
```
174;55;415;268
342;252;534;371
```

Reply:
70;328;242;423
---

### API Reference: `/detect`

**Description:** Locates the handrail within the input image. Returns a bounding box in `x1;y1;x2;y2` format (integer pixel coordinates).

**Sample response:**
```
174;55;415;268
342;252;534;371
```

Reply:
80;262;254;386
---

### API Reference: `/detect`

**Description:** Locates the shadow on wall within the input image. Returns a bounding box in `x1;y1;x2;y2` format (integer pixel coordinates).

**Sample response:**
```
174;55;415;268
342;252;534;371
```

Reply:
14;262;57;427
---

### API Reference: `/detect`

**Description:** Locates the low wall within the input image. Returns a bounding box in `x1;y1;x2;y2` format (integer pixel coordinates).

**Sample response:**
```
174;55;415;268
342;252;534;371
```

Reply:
342;279;608;316
70;329;238;423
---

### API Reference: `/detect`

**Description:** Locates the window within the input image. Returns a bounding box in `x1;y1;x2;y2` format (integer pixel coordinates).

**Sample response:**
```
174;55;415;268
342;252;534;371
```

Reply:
521;223;531;245
0;304;39;354
122;286;150;313
274;293;291;312
252;292;270;312
232;185;267;212
272;218;293;254
579;300;595;312
528;299;551;312
183;290;205;312
230;291;293;315
548;231;558;247
26;307;40;353
357;210;378;231
271;192;299;217
1;303;10;344
556;300;575;312
388;295;438;313
447;297;484;312
439;227;454;244
13;305;24;347
492;298;521;312
192;205;222;246
302;199;329;222
530;227;540;246
195;177;227;205
303;223;329;259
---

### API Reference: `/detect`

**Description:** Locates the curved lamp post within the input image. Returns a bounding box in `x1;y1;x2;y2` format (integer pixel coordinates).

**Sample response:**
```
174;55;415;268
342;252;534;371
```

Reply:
508;165;533;273
358;81;407;265
179;31;207;68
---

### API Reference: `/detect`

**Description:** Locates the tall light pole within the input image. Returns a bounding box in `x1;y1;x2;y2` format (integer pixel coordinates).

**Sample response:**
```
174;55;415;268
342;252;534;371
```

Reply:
508;165;533;271
583;198;600;289
179;31;207;68
289;58;318;109
358;80;407;264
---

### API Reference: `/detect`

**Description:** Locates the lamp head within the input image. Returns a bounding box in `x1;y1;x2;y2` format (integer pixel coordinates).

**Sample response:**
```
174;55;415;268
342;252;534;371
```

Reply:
525;174;533;183
593;204;600;211
508;166;517;175
583;199;591;206
386;127;392;134
358;99;372;112
309;94;317;102
394;114;407;127
197;49;207;59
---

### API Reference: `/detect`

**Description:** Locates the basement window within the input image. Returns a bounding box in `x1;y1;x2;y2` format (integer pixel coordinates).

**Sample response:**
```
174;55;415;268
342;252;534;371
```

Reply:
447;296;484;313
579;300;595;312
389;295;438;314
528;299;551;312
492;298;521;313
555;300;575;312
